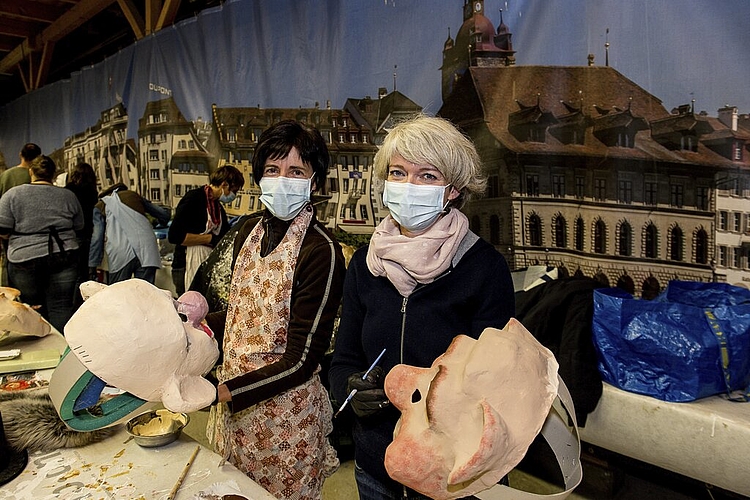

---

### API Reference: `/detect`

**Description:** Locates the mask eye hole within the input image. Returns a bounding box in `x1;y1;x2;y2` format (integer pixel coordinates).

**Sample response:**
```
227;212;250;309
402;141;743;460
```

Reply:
411;389;421;403
178;313;188;322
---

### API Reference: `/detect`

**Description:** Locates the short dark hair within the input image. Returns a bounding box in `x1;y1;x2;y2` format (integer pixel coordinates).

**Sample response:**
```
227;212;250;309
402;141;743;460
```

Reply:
30;155;56;182
20;143;41;162
209;164;245;192
69;162;97;187
252;120;329;188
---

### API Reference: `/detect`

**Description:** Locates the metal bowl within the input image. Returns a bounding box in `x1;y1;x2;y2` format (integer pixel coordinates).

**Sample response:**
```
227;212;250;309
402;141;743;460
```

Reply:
125;409;189;448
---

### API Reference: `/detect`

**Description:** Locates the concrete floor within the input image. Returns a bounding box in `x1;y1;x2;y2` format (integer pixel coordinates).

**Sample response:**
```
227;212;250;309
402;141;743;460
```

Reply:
184;409;740;500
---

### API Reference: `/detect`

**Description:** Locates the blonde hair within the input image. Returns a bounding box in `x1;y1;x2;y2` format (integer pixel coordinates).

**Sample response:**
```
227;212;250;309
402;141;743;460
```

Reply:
373;114;487;209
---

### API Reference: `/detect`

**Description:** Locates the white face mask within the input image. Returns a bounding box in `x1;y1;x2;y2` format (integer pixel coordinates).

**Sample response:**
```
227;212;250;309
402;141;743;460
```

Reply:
383;181;450;232
259;176;312;221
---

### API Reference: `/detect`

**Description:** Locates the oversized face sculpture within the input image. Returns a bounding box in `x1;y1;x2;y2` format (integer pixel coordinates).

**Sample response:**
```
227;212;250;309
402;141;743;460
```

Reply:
64;279;219;413
384;318;559;500
0;286;51;340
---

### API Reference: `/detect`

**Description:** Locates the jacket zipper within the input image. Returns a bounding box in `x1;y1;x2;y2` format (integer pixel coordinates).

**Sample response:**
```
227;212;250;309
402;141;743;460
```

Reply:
399;296;408;363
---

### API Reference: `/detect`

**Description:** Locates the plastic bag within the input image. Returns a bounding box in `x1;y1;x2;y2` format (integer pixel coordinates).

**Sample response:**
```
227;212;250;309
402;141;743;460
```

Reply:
592;281;750;402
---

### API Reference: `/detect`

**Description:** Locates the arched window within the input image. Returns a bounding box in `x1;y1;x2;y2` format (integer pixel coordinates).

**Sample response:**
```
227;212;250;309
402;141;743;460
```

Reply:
470;215;481;235
670;225;684;261
594;270;610;286
529;214;542;246
645;223;658;258
642;276;661;300
695;228;708;264
575;217;584;251
618;221;632;256
594;219;606;254
617;275;635;294
489;215;500;245
554;215;567;248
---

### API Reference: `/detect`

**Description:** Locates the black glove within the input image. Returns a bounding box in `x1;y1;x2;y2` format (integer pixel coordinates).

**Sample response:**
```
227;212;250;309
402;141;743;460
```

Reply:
346;366;391;418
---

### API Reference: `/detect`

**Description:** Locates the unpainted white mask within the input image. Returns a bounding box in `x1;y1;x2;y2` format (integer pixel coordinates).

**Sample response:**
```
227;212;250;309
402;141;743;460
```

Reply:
383;181;449;232
259;176;312;221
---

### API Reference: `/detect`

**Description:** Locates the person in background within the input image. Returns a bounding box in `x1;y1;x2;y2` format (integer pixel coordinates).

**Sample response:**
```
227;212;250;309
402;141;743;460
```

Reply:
0;155;83;331
328;115;515;500
0;143;42;287
204;120;345;499
65;162;98;305
88;183;170;284
168;165;244;294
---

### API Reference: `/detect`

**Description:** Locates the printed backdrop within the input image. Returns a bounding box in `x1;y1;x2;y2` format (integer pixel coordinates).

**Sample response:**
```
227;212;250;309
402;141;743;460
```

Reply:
0;0;748;163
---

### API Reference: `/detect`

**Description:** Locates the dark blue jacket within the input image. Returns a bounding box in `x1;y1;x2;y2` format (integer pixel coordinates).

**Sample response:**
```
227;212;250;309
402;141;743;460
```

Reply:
328;234;514;488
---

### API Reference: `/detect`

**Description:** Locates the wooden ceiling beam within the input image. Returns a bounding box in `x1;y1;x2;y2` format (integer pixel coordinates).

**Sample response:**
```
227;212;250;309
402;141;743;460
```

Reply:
145;0;163;35
155;0;181;31
0;17;45;38
0;0;116;75
0;0;62;23
117;0;145;40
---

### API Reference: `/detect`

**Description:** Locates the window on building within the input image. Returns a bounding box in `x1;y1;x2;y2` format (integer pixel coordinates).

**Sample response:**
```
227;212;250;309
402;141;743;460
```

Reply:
552;175;565;197
149;150;159;161
734;247;742;268
360;205;368;220
175;185;182;196
734;142;743;161
645;181;657;205
554;216;567;248
680;135;697;152
490;215;500;245
616;132;633;148
249;197;255;210
645;223;658;258
487;175;499;198
594;219;606;254
150;188;160;200
161;150;167;161
340;155;348;170
528;214;542;246
343;178;349;193
618;180;632;204
350;134;357;143
362;135;369;144
575;176;585;199
670;226;683;261
526;175;539;197
619;221;632;256
719;246;727;267
150;169;159;179
471;215;481;236
670;184;684;207
575;217;584;251
594;178;606;201
719;211;728;230
734;212;742;232
696;187;709;211
339;134;345;143
178;140;187;149
695;229;708;264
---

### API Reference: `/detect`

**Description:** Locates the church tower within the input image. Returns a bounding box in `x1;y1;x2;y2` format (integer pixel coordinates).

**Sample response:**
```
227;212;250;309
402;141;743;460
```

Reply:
441;0;516;101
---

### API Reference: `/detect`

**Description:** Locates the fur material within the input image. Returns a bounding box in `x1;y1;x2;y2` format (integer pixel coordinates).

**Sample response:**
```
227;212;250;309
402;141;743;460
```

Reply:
0;389;113;451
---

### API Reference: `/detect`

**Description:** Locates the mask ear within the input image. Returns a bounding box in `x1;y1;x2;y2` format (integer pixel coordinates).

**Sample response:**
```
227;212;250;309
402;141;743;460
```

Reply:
447;185;461;201
447;399;509;489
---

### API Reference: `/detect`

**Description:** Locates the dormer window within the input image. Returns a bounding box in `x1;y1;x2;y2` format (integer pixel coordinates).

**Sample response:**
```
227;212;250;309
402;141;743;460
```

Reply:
679;135;696;152
734;141;743;161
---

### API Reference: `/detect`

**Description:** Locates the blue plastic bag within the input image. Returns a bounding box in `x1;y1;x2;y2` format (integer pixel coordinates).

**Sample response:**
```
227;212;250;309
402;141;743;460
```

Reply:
592;281;750;402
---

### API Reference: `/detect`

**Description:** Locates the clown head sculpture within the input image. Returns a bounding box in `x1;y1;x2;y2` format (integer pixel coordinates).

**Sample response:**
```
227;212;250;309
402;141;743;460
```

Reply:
383;318;559;500
62;279;219;414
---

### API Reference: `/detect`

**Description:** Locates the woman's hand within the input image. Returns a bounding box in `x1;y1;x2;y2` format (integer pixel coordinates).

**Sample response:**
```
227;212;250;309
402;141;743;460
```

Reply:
217;383;232;403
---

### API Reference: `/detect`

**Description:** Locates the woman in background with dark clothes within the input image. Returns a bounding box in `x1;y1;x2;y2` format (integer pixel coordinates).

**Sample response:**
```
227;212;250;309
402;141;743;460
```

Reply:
65;162;98;306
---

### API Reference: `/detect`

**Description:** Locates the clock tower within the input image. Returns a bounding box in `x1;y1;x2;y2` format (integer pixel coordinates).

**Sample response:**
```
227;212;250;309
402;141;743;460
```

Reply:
463;0;484;21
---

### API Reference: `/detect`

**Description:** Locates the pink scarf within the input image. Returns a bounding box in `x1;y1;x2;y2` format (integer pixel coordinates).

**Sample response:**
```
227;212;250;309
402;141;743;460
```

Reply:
366;209;469;297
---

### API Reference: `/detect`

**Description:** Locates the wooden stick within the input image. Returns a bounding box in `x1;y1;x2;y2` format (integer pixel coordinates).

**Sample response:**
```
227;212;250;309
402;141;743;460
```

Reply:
166;445;200;500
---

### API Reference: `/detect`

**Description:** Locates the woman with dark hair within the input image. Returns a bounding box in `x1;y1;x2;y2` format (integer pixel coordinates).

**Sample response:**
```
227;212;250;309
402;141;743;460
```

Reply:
204;120;345;499
168;164;245;294
65;162;98;305
0;155;84;331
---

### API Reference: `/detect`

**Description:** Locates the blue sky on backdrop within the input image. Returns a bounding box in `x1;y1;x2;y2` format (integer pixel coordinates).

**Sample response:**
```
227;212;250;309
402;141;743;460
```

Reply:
0;0;748;159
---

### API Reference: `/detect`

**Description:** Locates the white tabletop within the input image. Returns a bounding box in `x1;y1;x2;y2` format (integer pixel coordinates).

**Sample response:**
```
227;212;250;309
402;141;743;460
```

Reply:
0;425;276;500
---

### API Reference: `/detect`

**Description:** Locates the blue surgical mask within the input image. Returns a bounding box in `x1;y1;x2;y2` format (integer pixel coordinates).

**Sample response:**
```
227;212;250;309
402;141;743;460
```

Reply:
259;176;312;221
219;191;237;204
383;181;450;232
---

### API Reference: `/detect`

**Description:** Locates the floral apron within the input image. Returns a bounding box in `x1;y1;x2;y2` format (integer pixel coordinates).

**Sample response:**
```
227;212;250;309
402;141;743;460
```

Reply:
208;208;338;499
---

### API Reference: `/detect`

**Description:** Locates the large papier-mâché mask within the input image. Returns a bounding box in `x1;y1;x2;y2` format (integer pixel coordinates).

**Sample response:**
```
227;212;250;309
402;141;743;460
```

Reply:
384;318;559;500
63;279;219;413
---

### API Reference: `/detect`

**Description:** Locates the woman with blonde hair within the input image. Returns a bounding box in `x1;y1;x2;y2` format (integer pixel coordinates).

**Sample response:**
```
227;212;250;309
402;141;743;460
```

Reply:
329;114;515;499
